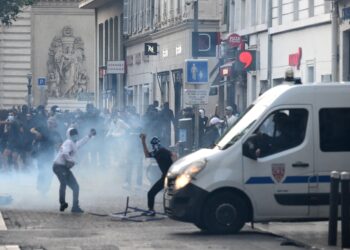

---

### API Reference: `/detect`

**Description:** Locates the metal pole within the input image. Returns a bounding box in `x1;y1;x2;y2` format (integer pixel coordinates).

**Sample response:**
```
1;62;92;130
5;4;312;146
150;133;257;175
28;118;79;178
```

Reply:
331;0;339;82
341;171;350;249
27;73;32;111
193;0;198;34
267;0;273;88
328;171;340;246
40;87;45;106
193;0;199;150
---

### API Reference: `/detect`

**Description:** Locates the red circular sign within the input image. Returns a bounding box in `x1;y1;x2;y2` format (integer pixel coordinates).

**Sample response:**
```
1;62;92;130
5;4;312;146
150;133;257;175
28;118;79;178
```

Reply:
239;51;253;69
227;33;242;48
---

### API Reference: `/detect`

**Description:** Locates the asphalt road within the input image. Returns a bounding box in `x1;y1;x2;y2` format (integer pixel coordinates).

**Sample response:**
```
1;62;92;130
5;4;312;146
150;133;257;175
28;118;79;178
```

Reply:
0;165;309;250
0;209;309;250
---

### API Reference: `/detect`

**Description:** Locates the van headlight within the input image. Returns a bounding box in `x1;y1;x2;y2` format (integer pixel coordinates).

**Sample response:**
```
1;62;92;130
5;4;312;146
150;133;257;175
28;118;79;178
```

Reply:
173;160;207;191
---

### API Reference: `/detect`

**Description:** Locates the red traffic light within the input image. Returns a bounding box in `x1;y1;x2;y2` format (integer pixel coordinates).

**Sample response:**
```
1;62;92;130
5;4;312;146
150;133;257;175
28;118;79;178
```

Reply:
236;50;256;71
239;51;253;69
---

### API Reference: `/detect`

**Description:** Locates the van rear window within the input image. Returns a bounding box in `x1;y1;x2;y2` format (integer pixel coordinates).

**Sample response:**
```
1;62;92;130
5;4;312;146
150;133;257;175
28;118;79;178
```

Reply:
319;108;350;152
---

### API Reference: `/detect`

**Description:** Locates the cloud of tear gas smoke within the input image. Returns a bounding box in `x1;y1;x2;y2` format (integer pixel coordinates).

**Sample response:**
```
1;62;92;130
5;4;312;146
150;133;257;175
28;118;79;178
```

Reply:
0;108;163;212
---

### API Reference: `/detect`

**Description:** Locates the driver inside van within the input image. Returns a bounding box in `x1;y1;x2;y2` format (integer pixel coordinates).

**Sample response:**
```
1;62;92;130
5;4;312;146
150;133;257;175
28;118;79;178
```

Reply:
248;112;292;159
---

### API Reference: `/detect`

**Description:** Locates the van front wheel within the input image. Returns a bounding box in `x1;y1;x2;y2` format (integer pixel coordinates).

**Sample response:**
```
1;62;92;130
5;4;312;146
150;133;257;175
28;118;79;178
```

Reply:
203;192;247;234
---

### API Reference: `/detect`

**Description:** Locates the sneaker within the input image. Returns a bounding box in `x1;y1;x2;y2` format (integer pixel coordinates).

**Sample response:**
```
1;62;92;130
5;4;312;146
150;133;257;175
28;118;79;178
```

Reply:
141;209;156;216
71;206;84;213
59;202;68;212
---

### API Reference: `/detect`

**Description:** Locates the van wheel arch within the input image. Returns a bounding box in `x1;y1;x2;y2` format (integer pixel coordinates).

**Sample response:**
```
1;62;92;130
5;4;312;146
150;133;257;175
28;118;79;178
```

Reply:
202;187;254;222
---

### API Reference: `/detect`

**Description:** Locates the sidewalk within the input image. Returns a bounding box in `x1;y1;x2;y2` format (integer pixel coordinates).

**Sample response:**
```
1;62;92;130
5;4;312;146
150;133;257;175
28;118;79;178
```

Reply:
255;221;345;250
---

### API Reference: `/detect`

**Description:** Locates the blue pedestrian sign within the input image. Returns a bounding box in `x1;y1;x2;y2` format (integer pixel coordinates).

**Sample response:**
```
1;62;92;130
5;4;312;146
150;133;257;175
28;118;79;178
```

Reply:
38;77;46;86
185;59;209;84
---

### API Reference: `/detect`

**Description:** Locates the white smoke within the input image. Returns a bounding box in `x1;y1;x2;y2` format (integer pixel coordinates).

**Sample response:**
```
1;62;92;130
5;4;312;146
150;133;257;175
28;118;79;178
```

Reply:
0;119;163;212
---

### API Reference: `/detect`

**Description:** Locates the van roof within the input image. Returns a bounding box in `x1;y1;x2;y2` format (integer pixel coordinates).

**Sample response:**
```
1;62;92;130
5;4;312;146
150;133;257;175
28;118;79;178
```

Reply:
256;82;350;108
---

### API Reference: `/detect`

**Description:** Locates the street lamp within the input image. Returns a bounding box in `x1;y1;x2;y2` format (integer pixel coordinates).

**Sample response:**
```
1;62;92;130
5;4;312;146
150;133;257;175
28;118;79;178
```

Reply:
27;73;32;110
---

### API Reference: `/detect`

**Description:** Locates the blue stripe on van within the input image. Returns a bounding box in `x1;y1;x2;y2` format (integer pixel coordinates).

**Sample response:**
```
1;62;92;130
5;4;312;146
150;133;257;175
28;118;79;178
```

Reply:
318;175;331;183
283;175;331;184
283;176;309;183
245;177;275;184
245;175;331;184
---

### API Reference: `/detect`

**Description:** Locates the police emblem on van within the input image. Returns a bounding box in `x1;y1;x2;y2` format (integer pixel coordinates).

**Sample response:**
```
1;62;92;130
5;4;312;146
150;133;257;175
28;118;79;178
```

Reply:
272;164;285;183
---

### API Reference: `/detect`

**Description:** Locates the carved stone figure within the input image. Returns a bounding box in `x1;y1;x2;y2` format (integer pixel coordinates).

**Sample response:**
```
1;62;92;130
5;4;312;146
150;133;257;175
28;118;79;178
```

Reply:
47;26;89;98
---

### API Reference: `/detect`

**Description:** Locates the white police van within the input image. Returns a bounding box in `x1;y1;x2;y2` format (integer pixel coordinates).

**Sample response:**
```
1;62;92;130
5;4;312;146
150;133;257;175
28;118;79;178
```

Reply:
164;83;350;234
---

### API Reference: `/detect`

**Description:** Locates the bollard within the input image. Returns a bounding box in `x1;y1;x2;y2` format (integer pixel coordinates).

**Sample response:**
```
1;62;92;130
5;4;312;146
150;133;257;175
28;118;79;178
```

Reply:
328;171;340;246
341;172;350;249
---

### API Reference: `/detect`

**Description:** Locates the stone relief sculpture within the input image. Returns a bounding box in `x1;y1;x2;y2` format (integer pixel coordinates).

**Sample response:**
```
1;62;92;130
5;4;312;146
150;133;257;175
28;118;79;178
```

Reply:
47;26;89;98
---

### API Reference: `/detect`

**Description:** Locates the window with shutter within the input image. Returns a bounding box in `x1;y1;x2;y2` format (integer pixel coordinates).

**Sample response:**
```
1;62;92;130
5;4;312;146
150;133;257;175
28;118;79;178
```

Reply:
170;0;174;21
146;0;151;28
132;0;137;33
123;0;129;35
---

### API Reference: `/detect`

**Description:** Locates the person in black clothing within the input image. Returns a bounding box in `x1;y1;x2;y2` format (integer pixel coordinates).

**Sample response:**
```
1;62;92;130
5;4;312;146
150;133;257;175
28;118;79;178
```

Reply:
198;108;208;148
2;112;21;171
31;117;62;195
159;102;175;147
139;133;175;216
244;112;293;160
143;104;159;139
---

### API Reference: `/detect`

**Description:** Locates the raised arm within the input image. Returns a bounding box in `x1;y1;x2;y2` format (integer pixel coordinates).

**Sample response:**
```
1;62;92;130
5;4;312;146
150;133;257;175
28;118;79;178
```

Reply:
140;133;151;158
76;128;96;149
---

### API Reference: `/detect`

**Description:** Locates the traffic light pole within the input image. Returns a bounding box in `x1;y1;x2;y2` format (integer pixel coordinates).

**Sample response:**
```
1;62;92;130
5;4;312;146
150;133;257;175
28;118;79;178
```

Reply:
193;0;199;150
331;0;339;82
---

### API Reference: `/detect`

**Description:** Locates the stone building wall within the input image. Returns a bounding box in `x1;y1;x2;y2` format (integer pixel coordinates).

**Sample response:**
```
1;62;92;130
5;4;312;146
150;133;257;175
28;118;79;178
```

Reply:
0;0;95;110
0;7;32;109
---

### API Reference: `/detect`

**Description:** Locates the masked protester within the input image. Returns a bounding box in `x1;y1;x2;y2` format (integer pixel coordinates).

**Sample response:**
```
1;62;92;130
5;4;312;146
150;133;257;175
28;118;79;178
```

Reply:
139;134;176;216
52;127;96;213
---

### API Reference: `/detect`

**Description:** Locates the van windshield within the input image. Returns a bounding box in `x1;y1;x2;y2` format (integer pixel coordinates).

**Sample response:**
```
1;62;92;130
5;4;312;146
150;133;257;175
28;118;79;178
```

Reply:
216;104;267;150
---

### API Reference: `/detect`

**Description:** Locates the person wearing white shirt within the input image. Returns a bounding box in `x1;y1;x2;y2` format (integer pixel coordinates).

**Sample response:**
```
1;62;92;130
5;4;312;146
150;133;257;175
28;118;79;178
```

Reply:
225;106;238;130
53;127;96;213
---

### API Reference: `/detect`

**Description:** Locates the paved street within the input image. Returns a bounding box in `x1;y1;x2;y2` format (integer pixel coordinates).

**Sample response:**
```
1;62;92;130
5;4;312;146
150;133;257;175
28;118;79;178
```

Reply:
0;209;309;250
0;167;309;250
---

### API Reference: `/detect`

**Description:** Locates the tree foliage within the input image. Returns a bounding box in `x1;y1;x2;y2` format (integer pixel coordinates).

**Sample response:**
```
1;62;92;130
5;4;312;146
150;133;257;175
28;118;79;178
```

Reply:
0;0;35;26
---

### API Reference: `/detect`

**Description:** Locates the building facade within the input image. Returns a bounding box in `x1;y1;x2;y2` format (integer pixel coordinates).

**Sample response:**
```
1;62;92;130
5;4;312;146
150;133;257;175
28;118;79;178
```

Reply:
339;0;350;82
124;0;221;117
80;0;124;111
0;7;32;108
221;0;333;112
0;0;96;110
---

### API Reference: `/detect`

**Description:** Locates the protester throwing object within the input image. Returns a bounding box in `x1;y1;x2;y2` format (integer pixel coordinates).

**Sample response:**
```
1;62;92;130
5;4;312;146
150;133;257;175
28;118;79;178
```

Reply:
52;127;96;213
139;133;175;216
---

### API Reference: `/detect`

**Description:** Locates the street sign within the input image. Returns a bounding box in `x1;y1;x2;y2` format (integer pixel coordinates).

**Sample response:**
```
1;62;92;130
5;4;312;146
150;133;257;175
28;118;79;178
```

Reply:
144;43;158;55
37;77;46;86
192;32;219;57
185;59;209;84
184;89;209;105
227;33;242;48
107;61;125;74
343;7;350;20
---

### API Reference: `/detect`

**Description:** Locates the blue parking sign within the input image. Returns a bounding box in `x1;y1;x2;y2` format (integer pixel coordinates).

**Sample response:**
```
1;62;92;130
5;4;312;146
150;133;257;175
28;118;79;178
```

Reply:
185;59;209;84
38;77;46;86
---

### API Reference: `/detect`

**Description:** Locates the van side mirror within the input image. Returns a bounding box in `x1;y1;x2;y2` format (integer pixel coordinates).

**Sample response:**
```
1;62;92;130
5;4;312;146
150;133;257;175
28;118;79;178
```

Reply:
243;136;258;160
